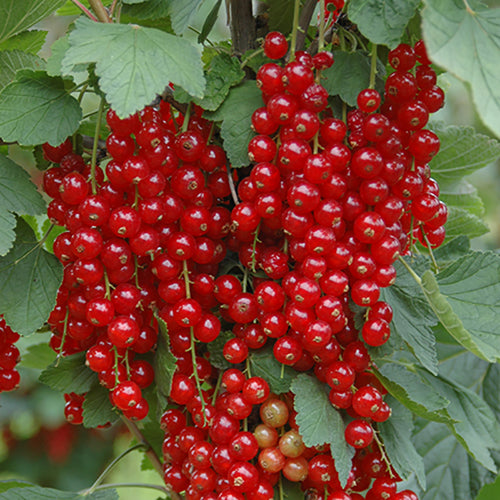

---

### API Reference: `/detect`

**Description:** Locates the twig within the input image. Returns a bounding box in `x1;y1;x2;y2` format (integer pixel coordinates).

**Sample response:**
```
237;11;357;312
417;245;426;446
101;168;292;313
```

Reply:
88;0;111;22
295;0;317;52
226;162;240;206
228;0;256;56
71;0;99;21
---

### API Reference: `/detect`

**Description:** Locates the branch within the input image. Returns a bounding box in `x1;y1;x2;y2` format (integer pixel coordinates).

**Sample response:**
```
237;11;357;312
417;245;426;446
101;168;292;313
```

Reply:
88;0;111;23
296;0;317;51
228;0;256;56
121;417;182;500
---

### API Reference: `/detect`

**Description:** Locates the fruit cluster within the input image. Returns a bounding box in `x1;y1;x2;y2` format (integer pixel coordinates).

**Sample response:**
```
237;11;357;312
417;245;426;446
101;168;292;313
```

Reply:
0;317;20;393
38;29;446;499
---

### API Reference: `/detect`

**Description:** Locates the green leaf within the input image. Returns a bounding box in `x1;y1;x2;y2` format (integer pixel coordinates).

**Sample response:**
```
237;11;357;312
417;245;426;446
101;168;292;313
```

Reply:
46;36;70;78
439;179;485;217
168;0;203;35
322;51;384;107
422;0;500;138
0;210;16;256
277;479;305;500
20;342;56;369
0;0;67;44
0;219;62;335
62;17;205;118
379;258;439;374
56;0;112;16
418;368;500;471
206;329;233;370
429;123;500;182
433;235;471;266
291;374;354;487
39;353;97;394
476;474;500;500
347;0;420;47
154;316;177;410
268;0;296;34
175;53;245;111
121;0;171;20
421;252;500;363
198;0;223;43
0;154;46;255
374;363;452;423
412;420;498;500
378;396;426;488
0;70;82;146
0;486;118;499
82;383;118;428
248;347;297;394
444;206;489;239
206;81;262;167
0;30;47;54
0;50;45;91
0;482;33;494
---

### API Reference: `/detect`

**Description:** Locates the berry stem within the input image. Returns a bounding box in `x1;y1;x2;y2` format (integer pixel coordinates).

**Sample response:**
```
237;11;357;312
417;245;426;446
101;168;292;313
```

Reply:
240;47;264;70
181;102;192;133
86;443;147;494
70;0;99;21
420;228;439;272
90;98;105;196
289;0;302;60
88;0;111;22
56;309;70;361
121;417;182;500
250;221;261;272
372;428;396;478
397;255;422;285
318;0;326;52
369;43;378;89
226;162;240;206
211;370;223;405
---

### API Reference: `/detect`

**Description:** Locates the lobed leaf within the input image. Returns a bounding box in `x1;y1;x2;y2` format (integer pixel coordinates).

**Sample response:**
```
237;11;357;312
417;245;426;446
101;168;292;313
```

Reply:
62;17;205;118
291;374;354;487
422;0;500;138
168;0;203;35
206;81;262;167
0;219;62;335
0;51;45;92
378;396;426;488
39;353;97;394
0;30;47;54
82;383;118;428
248;347;297;394
0;70;81;146
444;206;489;240
348;0;420;47
0;0;66;44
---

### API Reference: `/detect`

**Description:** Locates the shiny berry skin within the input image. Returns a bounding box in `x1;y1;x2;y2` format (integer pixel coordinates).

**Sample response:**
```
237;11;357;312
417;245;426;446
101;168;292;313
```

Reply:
263;31;288;59
345;419;374;448
325;361;355;391
362;317;391;346
357;89;381;113
111;380;142;410
228;461;259;493
42;138;73;163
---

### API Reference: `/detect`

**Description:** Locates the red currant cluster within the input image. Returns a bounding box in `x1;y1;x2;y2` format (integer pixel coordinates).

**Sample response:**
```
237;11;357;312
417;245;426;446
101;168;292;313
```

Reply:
0;317;20;393
42;102;231;424
38;30;445;499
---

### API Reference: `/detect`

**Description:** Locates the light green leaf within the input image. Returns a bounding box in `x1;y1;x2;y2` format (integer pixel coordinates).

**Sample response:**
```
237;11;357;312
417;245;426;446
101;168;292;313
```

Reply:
198;0;223;43
433;235;471;266
0;30;47;54
422;0;500;138
154;315;177;411
0;482;34;494
168;0;203;35
347;0;420;47
476;473;500;500
20;342;56;369
62;17;205;117
82;383;119;428
0;50;45;91
248;347;297;394
46;36;70;78
322;51;384;107
418;368;500;471
429;123;500;182
0;211;16;256
421;252;500;363
0;70;82;146
444;206;489;239
0;0;67;44
56;0;112;16
379;396;426;488
412;420;499;500
380;258;439;374
39;353;97;394
206;81;262;167
0;219;62;335
175;52;245;111
439;179;485;217
375;363;452;423
291;374;354;487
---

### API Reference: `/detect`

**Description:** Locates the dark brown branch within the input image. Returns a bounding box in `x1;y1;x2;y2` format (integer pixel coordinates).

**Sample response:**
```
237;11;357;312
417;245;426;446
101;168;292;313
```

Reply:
228;0;256;56
296;0;317;51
